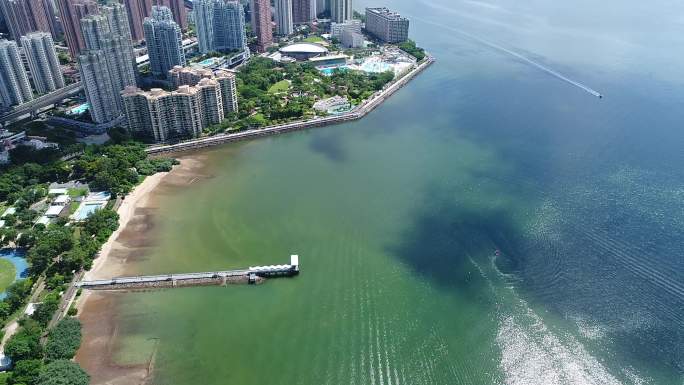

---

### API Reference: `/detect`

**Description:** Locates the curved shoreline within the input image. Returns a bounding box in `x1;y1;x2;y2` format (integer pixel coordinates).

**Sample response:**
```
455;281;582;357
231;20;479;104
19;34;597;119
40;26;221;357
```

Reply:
146;56;435;155
74;156;213;385
83;171;168;283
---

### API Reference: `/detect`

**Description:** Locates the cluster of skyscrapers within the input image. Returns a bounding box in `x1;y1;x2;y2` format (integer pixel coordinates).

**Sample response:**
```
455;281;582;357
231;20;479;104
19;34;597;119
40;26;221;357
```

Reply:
0;0;411;142
262;0;353;38
0;31;63;108
77;3;137;123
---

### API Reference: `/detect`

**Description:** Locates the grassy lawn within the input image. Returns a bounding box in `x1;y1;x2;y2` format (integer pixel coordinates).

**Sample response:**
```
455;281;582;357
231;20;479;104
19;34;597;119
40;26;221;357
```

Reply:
67;187;89;197
303;36;325;43
0;258;16;294
268;80;290;94
69;201;80;214
0;372;9;385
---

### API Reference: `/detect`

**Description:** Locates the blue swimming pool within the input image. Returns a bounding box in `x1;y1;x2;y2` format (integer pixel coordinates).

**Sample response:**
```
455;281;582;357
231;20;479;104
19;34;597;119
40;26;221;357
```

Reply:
72;202;105;221
69;103;90;115
319;66;348;75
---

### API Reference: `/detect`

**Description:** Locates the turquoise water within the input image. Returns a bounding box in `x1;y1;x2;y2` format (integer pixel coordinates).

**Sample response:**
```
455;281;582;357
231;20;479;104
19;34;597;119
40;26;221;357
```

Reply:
199;58;218;66
72;202;105;221
359;61;392;73
319;65;349;75
68;103;89;115
90;0;684;384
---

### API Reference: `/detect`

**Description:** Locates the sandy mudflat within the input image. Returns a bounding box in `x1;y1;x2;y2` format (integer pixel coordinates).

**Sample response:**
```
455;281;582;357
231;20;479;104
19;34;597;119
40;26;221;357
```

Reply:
75;155;212;385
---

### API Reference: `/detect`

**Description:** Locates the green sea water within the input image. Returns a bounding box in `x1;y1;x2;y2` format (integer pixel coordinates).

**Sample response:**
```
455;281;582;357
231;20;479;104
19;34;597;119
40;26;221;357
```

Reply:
105;0;684;383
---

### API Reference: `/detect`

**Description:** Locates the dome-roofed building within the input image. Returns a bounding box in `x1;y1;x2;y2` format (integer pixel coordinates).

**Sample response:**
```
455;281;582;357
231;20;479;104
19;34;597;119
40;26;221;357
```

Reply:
279;42;329;61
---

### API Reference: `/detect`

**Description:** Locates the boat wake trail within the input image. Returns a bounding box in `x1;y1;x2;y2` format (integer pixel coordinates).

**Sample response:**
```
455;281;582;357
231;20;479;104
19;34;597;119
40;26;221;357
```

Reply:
411;16;604;98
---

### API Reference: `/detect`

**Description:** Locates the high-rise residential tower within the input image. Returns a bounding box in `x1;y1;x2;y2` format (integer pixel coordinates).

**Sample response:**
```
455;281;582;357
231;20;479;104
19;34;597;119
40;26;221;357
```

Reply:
78;51;120;122
249;0;272;52
122;0;153;41
192;0;213;53
20;32;64;94
214;69;237;116
292;0;315;24
0;0;53;40
330;0;351;23
56;0;98;57
194;0;246;54
0;39;33;107
144;5;185;77
155;0;186;29
167;66;238;117
78;3;137;123
122;84;209;142
274;0;292;36
212;0;246;51
101;2;134;42
315;0;327;17
365;7;409;43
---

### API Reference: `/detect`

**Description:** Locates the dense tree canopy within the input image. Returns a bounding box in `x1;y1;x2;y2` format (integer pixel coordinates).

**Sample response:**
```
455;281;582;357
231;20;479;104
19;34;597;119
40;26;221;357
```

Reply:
223;57;395;132
83;209;119;243
36;360;89;385
45;318;82;361
5;319;43;362
9;358;42;385
398;40;426;61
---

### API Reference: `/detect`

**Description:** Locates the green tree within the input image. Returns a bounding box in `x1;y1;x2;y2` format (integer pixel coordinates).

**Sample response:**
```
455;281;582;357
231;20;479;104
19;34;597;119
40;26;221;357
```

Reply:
5;324;42;362
36;361;89;385
82;209;119;242
31;293;59;327
0;302;10;319
9;359;43;385
45;318;81;361
5;279;33;312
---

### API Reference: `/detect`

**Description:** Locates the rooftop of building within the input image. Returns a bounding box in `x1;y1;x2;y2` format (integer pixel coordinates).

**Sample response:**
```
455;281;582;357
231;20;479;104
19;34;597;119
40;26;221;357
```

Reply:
280;42;329;54
365;7;408;21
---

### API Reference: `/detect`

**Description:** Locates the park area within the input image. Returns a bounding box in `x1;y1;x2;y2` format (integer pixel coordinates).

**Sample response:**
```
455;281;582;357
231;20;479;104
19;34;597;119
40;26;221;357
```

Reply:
0;259;15;295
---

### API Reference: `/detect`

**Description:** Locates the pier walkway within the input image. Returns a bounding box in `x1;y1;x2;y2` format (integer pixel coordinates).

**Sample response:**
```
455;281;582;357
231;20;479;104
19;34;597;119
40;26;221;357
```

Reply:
77;255;299;290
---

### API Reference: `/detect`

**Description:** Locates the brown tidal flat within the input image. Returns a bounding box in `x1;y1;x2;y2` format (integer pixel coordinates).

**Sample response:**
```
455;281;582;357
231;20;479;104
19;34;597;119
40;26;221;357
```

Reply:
74;153;215;385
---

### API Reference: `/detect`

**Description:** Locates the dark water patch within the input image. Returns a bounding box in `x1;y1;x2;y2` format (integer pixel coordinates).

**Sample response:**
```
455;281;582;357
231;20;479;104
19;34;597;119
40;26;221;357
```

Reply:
387;187;527;299
308;131;347;163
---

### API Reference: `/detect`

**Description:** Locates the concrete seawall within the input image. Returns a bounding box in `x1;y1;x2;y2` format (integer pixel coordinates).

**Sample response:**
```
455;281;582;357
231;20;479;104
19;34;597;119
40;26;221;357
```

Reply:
146;56;435;155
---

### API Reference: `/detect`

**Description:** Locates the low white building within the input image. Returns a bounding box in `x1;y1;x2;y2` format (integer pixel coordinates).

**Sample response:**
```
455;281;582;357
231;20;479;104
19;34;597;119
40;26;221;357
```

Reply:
53;195;71;206
35;216;50;226
341;30;364;48
331;20;361;39
45;205;65;218
1;207;16;218
313;96;352;114
48;188;68;195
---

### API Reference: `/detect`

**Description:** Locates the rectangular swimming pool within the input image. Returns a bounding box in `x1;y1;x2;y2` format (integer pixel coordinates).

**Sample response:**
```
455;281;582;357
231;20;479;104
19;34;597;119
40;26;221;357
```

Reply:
72;202;106;221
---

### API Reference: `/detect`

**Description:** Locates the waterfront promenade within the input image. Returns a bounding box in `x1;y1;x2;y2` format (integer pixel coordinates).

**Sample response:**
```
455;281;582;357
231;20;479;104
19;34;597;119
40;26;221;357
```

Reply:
146;56;435;155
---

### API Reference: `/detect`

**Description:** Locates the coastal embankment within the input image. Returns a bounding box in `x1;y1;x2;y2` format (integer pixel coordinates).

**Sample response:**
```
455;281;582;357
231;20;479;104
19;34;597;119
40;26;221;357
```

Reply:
146;56;435;155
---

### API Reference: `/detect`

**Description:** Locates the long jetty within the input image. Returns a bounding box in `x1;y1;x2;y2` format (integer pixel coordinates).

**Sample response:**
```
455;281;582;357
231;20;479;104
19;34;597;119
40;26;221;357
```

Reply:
145;56;435;155
77;255;299;291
